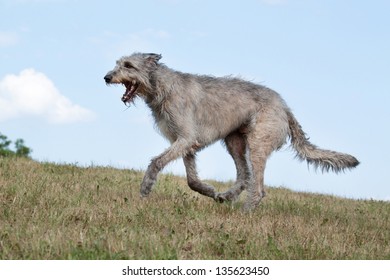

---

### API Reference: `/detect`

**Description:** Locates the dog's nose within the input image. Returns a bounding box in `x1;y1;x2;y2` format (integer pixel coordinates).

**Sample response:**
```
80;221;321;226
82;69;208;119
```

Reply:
104;74;112;83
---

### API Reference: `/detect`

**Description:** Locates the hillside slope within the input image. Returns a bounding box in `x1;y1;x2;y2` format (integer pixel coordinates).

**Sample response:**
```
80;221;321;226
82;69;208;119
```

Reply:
0;157;389;259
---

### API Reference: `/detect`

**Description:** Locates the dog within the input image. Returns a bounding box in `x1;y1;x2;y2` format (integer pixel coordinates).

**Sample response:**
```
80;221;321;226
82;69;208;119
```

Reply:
104;52;359;210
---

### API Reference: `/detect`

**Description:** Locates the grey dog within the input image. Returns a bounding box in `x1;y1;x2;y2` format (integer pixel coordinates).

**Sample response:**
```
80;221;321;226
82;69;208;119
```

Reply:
104;52;359;210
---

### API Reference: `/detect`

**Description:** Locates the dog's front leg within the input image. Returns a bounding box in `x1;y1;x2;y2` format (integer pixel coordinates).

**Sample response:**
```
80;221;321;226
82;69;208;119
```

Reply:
140;139;191;197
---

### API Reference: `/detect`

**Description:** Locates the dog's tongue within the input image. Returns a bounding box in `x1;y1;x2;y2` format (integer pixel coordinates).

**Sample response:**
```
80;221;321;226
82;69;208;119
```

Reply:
121;82;137;103
121;90;131;103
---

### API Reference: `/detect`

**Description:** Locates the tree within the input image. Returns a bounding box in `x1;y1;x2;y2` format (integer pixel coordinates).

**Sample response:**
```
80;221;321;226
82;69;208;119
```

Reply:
0;133;13;157
0;132;32;158
15;139;32;157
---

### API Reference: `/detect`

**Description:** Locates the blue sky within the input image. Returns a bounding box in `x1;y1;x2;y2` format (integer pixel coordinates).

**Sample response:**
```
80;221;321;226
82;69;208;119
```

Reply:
1;0;389;201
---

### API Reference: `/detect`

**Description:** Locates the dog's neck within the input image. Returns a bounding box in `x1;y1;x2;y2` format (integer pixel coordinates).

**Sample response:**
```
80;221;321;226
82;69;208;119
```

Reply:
143;65;174;110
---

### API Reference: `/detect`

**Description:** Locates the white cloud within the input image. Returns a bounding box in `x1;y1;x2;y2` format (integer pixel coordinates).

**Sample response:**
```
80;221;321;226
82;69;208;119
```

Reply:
0;31;19;47
0;69;96;124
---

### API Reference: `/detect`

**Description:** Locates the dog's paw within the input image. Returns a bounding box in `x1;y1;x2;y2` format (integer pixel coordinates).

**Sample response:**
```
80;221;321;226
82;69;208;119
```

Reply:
215;192;233;203
140;175;156;197
140;189;150;198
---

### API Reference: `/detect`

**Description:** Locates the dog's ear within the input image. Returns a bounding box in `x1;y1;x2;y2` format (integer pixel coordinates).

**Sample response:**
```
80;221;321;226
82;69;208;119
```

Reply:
144;53;162;65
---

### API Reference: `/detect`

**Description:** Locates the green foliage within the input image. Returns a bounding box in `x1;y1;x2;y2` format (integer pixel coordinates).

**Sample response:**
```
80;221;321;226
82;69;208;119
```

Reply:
0;133;32;158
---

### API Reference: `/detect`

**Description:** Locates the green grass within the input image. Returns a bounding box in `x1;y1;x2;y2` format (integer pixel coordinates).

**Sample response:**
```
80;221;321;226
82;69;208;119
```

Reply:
0;157;389;259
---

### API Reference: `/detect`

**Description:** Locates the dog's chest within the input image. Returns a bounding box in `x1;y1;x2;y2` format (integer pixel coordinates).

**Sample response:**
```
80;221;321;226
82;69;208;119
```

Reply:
152;110;177;143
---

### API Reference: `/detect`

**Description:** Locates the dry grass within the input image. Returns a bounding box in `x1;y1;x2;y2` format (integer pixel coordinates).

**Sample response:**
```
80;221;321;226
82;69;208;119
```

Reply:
0;157;389;259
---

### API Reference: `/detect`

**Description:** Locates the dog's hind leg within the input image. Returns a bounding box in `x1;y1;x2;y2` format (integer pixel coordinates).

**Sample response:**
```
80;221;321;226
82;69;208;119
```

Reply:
243;143;268;211
216;131;250;203
183;153;217;199
243;110;288;211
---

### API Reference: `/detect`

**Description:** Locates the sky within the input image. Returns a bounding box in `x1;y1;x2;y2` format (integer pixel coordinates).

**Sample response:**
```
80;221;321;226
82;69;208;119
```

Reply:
1;0;389;201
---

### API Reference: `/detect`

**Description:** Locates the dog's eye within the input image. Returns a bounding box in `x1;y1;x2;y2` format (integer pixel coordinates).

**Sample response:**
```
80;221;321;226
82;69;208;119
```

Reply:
123;62;134;69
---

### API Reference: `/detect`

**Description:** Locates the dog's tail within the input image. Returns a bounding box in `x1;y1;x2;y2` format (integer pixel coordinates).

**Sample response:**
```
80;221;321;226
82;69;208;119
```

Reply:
286;110;359;172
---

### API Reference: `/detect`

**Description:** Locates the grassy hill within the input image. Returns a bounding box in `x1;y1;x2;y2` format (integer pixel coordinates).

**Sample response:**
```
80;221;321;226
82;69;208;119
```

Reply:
0;157;389;259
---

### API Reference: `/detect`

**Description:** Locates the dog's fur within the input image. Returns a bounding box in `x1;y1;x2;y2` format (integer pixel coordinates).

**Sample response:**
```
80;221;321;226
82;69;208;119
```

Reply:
104;53;359;210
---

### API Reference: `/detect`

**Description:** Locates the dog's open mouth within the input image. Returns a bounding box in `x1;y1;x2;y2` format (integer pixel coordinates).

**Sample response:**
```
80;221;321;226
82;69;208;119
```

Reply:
121;80;139;104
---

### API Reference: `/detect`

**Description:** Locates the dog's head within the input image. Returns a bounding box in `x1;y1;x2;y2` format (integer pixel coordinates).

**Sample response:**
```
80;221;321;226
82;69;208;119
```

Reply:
104;52;162;104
